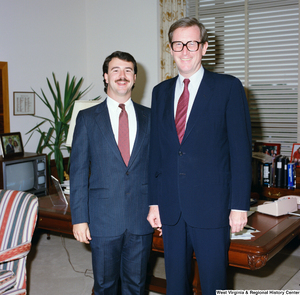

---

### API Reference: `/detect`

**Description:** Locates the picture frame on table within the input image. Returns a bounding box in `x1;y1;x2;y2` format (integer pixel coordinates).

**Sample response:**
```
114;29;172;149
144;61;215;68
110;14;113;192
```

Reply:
254;142;281;158
0;132;24;157
291;143;300;166
13;92;35;115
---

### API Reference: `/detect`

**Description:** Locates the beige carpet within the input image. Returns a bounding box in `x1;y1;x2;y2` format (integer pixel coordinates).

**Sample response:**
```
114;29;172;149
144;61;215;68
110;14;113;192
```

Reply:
26;231;300;294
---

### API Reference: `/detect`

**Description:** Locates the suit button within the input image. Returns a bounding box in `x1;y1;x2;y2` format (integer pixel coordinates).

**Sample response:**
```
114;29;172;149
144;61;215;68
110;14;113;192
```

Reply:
178;151;183;156
126;171;130;175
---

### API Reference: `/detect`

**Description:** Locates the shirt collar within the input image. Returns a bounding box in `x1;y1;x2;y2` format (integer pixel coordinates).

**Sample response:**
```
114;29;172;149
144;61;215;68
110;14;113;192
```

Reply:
178;66;204;87
106;96;133;110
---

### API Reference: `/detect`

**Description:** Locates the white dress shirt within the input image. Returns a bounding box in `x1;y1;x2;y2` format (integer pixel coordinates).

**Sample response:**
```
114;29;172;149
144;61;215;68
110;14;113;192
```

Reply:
174;66;204;122
106;96;137;154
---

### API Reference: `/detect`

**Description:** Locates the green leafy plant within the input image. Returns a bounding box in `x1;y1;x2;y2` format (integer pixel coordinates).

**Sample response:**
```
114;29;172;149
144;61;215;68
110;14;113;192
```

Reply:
26;72;100;182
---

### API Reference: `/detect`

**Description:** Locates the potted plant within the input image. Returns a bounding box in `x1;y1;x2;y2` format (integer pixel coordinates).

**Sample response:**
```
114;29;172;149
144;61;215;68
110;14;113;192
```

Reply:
26;72;100;182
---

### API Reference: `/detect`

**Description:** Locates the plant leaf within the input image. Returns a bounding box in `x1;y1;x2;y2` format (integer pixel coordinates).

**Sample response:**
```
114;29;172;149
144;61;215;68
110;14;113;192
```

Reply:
27;72;100;180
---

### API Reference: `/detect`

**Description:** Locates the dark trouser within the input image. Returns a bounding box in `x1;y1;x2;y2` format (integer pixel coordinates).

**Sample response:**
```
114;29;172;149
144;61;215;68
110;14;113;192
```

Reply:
90;230;152;295
163;214;230;295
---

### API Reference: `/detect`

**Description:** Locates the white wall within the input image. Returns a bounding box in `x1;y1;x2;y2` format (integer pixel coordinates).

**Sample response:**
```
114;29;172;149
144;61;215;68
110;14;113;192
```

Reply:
0;0;159;154
85;1;159;107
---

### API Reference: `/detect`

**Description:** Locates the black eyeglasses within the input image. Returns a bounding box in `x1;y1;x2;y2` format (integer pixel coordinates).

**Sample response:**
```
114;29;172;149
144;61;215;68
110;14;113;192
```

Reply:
171;41;203;52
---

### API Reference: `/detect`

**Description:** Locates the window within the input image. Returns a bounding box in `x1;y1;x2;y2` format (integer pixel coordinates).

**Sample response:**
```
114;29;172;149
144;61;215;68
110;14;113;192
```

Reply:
187;0;299;157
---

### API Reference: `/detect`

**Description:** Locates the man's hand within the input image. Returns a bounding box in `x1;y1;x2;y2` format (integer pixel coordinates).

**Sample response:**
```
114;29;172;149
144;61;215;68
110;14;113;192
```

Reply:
73;223;92;244
229;210;247;233
147;205;162;236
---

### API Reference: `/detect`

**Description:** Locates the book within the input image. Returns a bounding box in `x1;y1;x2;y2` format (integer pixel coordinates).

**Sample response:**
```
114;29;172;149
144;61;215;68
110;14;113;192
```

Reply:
275;156;283;188
272;155;281;187
263;162;271;186
282;157;289;188
288;162;296;189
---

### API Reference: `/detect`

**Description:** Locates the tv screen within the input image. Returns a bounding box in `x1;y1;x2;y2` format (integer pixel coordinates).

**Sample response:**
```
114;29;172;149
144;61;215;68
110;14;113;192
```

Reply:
6;161;35;191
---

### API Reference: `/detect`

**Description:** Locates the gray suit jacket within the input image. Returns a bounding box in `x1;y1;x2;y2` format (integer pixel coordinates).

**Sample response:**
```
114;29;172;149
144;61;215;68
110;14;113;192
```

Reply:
70;99;153;237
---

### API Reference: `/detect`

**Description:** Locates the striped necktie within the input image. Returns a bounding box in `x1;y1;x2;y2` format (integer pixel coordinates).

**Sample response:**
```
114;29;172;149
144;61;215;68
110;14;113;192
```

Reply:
175;79;190;144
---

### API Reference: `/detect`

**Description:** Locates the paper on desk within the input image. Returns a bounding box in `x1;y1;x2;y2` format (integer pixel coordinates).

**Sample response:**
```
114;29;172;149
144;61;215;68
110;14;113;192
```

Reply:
231;228;256;240
61;180;70;188
61;180;70;195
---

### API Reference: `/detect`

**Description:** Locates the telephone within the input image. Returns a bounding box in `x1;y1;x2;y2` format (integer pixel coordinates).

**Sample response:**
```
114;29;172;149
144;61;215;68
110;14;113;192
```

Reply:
257;195;300;217
278;195;300;209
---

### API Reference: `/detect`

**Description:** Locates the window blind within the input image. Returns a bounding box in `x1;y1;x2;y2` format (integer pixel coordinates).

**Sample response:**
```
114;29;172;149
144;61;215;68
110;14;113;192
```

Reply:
187;0;299;157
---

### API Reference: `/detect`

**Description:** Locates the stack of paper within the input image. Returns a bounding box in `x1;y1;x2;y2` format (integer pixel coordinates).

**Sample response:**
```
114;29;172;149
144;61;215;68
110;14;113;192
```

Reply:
231;228;258;240
61;180;70;195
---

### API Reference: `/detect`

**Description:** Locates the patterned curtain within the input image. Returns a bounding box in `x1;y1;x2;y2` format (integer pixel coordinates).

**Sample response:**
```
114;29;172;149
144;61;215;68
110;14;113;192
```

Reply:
160;0;186;81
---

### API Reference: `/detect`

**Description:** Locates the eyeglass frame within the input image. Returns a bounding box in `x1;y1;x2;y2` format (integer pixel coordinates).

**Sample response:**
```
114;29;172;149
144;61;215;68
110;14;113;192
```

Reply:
170;40;204;52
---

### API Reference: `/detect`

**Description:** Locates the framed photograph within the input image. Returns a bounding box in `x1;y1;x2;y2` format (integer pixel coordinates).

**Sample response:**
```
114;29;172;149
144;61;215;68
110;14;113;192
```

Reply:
13;92;35;115
291;143;300;166
254;142;281;158
0;132;24;157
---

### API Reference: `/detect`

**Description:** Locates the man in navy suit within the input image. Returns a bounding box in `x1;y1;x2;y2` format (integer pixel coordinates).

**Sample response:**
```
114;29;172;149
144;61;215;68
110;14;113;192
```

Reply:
6;137;14;154
147;18;252;295
70;51;153;295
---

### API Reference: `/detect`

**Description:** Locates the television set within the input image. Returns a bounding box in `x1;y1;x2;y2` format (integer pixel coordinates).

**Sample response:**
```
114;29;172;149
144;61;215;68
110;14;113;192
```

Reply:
0;152;47;197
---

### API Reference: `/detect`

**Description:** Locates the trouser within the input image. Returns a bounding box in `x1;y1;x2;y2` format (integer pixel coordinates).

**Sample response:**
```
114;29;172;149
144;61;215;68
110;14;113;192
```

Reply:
163;214;230;295
90;230;152;295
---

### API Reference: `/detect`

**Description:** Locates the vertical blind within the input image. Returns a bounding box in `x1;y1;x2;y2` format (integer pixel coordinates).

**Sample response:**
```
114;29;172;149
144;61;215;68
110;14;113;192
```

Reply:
186;0;299;157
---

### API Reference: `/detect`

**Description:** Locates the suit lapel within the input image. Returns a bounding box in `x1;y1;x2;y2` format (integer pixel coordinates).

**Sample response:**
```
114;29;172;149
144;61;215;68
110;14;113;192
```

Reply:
162;77;180;146
182;70;213;144
128;102;148;167
94;99;124;163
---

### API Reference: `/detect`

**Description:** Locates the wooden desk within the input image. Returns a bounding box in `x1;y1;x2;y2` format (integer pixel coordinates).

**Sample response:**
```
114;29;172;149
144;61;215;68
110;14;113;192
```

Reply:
37;195;300;294
38;195;72;235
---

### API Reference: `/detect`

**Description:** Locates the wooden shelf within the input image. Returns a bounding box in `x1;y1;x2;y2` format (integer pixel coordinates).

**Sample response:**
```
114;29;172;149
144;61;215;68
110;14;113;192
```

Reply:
259;186;300;199
253;167;300;200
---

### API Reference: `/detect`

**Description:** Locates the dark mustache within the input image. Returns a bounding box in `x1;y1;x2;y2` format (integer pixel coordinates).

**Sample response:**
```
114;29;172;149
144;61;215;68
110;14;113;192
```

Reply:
116;78;130;83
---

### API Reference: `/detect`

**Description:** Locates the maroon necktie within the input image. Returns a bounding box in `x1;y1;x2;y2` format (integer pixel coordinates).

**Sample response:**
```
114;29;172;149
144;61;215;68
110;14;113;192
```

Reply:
118;104;130;166
175;79;190;144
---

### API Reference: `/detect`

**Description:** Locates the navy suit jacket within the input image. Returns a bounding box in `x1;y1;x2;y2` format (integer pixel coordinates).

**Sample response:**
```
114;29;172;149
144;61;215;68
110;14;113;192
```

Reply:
149;69;252;229
70;99;153;237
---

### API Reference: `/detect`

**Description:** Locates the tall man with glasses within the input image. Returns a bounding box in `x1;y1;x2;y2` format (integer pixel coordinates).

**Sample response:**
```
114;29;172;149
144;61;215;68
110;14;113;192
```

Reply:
147;17;252;295
70;51;153;295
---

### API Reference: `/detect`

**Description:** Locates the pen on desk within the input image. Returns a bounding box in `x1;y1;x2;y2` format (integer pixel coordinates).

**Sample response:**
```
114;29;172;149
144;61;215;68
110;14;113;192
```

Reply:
288;212;300;217
244;225;257;231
